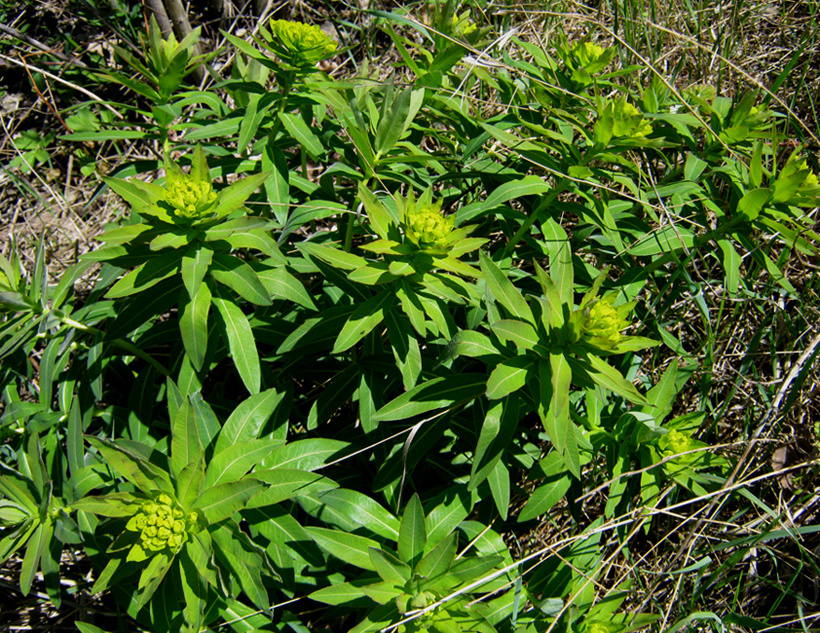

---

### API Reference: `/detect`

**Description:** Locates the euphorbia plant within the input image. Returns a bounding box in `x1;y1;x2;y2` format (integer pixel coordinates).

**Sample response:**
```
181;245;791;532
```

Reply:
84;145;291;393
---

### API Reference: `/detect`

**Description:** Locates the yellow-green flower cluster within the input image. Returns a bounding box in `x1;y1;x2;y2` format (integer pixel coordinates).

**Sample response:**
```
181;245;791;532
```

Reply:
657;429;691;458
404;206;455;251
780;156;819;191
126;494;196;554
164;175;217;219
584;298;630;342
579;622;618;633
269;20;337;64
611;98;653;139
572;42;606;69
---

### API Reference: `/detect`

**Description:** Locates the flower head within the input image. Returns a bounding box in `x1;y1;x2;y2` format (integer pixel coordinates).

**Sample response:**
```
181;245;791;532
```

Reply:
126;493;197;558
405;206;455;251
571;41;613;73
584;297;631;342
268;20;337;65
657;429;692;458
611;98;653;139
164;175;216;220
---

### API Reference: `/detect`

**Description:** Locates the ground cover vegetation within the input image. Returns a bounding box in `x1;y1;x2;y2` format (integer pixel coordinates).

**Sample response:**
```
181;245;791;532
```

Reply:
1;0;820;631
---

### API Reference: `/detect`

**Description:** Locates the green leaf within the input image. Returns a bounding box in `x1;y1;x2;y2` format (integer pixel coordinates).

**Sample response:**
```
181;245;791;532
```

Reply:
179;282;211;371
479;252;534;323
385;308;422;389
175;453;205;510
246;469;338;508
263;145;290;224
86;436;173;493
76;624;113;633
299;242;368;271
332;291;394;354
442;330;503;361
179;542;206;631
279;112;324;158
306;527;379;570
215;388;287;453
210;254;271;306
314;489;400;540
736;188;770;221
518;453;572;522
310;582;369;605
718;240;741;295
416;532;457;580
203;439;283;488
479;175;552;212
470;398;518;492
212;290;261;394
374;374;487;422
398;494;426;568
574;354;648;406
212;172;269;220
425;493;470;549
359;184;395;239
106;277;180;340
131;551;172;615
195;479;265;524
627;225;695;256
262;438;348;471
105;254;180;299
545;353;577;476
486;356;533;400
488;460;510;520
370;547;412;584
20;521;49;596
374;88;423;156
490;320;539;350
181;246;213;299
255;266;317;309
203;216;268;241
98;223;153;245
171;395;205;478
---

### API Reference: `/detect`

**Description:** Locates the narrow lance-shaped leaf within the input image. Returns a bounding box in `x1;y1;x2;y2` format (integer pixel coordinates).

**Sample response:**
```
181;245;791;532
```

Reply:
479;251;534;323
398;494;426;568
212;289;261;394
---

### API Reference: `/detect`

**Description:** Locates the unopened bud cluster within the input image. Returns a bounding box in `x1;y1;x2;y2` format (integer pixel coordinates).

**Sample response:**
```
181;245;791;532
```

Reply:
404;207;454;251
164;176;217;219
126;494;197;554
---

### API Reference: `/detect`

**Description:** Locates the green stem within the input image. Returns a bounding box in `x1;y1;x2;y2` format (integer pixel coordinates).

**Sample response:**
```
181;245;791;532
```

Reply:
58;313;171;377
